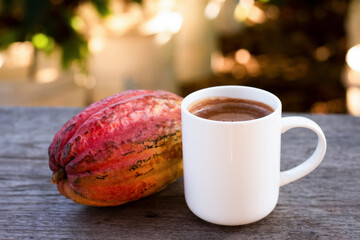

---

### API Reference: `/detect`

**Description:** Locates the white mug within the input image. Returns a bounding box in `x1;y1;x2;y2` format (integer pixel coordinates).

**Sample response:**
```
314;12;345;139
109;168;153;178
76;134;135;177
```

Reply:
181;86;327;226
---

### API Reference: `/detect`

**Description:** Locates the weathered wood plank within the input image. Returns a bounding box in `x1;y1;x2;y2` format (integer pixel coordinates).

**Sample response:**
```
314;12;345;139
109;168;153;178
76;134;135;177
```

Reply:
0;107;359;239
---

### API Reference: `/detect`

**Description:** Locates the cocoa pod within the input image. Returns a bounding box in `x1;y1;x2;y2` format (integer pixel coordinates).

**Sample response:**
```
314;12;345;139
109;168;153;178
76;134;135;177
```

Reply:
49;90;183;206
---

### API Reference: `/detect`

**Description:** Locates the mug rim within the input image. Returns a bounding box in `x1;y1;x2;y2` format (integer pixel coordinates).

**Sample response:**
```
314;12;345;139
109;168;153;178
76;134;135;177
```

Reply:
181;85;282;124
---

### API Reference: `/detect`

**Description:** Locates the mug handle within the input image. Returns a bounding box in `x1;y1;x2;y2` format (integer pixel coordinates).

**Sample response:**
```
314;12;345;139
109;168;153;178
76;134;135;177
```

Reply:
280;116;327;186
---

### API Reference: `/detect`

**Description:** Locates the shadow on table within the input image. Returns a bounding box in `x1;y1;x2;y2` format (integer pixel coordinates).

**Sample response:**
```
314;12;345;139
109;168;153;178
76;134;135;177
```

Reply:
65;178;302;239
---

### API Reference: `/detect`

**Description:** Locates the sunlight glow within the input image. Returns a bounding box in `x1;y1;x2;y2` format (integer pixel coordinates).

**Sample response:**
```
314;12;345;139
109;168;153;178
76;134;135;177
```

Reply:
347;87;360;116
88;37;104;53
140;12;183;35
35;68;59;83
205;0;224;20
104;4;142;34
346;44;360;72
234;0;254;22
8;42;34;68
0;54;4;69
235;49;251;64
155;32;172;45
247;5;266;24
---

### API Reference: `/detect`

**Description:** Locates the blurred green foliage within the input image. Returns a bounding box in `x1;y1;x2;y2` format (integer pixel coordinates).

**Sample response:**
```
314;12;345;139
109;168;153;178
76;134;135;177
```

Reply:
0;0;111;70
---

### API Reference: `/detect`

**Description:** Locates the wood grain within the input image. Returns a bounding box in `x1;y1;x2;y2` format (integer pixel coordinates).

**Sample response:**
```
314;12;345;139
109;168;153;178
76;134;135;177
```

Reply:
0;107;359;239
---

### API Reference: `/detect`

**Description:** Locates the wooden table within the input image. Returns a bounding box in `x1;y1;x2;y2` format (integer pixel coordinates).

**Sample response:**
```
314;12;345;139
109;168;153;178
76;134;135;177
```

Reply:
1;107;359;239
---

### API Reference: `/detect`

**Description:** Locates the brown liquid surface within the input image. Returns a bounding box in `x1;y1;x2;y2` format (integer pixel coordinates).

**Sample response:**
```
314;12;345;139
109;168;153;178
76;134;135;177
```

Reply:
189;97;274;122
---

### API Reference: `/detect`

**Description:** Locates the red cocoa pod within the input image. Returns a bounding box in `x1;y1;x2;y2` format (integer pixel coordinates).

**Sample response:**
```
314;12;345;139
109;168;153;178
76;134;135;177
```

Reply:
49;90;183;206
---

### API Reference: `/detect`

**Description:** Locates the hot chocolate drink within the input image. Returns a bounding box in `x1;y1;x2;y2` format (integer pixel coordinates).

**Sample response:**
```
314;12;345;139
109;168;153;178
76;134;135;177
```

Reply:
188;97;274;122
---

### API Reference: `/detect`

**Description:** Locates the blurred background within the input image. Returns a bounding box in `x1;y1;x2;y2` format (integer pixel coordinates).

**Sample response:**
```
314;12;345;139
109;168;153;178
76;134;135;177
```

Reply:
0;0;359;115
